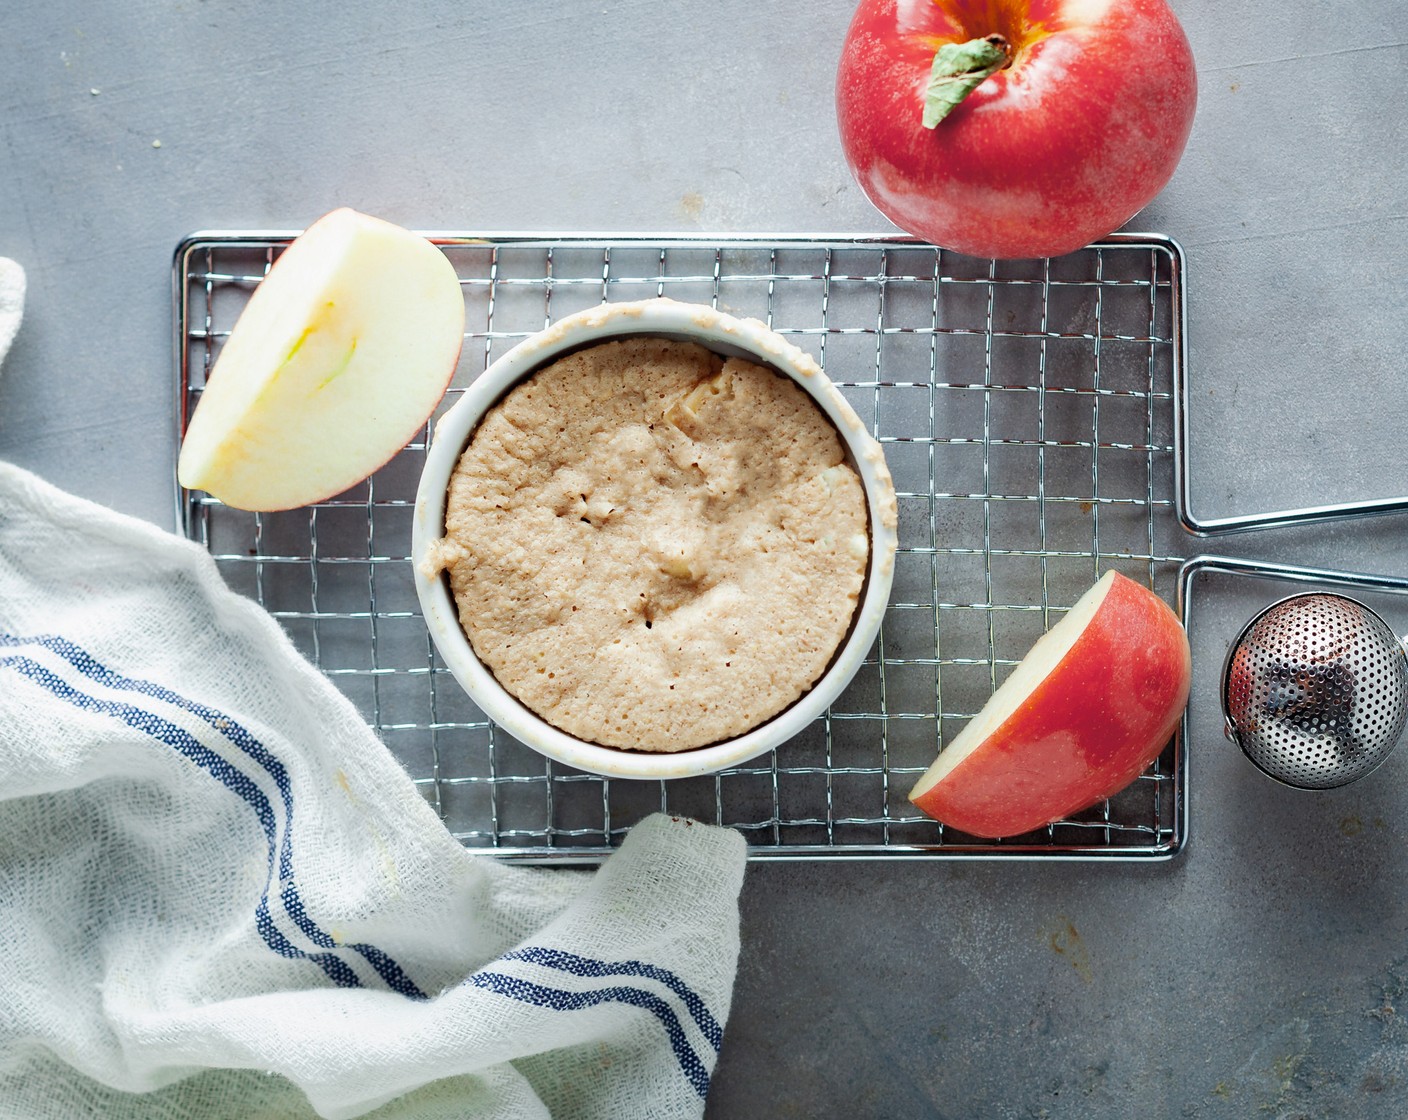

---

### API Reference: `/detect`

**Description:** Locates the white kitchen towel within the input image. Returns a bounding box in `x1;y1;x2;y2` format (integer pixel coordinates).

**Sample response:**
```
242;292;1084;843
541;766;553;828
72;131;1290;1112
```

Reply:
0;269;746;1120
0;257;23;366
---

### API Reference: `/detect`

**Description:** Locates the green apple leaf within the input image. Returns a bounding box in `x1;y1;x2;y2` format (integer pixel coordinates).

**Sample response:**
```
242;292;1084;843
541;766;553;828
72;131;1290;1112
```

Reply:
923;34;1011;129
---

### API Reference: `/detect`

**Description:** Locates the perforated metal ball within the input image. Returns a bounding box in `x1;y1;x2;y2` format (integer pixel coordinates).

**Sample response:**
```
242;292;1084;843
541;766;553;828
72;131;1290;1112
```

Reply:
1222;593;1408;790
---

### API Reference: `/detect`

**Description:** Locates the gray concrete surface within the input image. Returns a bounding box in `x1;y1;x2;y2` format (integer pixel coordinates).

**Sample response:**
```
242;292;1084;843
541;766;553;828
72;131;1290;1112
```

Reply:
3;1;1407;1116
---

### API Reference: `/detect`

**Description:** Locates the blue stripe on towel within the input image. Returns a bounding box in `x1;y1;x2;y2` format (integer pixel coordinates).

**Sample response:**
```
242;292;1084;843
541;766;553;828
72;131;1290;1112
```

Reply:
0;634;425;999
501;946;723;1052
470;970;712;1099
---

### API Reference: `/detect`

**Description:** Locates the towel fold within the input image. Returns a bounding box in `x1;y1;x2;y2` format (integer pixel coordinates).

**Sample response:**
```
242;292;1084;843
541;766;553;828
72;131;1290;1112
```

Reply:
0;257;22;366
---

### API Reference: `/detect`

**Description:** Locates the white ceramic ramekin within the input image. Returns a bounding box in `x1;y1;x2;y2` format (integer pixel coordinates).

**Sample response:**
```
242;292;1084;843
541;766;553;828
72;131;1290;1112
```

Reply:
412;298;897;780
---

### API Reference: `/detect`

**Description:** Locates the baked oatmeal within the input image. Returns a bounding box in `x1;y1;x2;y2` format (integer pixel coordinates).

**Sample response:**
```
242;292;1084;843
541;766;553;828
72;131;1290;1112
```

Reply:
427;336;869;751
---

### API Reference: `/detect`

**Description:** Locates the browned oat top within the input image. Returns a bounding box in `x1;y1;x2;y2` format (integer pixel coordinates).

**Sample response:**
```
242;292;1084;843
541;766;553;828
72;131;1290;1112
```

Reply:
428;336;869;752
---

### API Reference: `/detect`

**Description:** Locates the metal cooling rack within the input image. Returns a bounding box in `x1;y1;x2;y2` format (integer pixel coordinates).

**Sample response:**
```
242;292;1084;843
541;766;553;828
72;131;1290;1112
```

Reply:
174;231;1188;861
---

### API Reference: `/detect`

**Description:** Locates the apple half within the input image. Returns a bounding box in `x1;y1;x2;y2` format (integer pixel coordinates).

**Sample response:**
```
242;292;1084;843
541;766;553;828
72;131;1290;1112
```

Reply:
178;207;465;511
910;571;1191;839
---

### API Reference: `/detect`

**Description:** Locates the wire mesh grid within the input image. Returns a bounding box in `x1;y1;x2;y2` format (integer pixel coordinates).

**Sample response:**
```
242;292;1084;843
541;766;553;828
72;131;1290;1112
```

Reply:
175;232;1187;861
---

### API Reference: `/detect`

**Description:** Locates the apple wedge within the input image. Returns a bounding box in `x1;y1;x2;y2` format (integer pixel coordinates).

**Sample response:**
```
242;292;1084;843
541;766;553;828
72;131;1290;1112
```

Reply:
910;571;1191;839
178;207;465;511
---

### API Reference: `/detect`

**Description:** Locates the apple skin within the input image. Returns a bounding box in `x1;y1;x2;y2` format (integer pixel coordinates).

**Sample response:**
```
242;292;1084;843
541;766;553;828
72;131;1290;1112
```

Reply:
835;0;1198;259
178;208;465;511
910;571;1191;838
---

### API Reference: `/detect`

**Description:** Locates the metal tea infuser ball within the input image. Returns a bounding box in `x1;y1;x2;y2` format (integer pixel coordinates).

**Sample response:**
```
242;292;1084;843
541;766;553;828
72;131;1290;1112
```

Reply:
1222;592;1408;790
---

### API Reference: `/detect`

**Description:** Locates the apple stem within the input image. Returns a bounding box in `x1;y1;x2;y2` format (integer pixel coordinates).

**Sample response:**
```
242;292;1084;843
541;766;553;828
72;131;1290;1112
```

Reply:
922;34;1012;129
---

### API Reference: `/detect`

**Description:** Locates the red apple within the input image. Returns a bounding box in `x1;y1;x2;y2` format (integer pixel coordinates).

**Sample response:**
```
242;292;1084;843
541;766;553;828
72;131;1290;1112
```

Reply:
835;0;1198;259
910;571;1191;838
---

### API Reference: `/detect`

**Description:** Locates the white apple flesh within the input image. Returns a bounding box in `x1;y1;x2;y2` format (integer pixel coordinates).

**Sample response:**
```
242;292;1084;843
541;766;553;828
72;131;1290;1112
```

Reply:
178;208;465;511
910;571;1191;838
